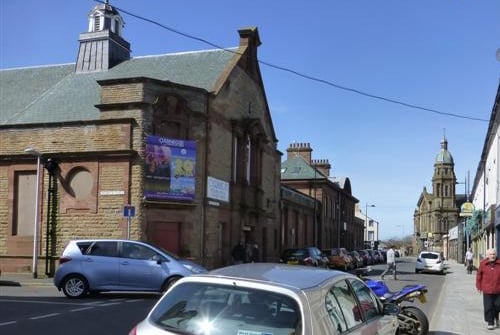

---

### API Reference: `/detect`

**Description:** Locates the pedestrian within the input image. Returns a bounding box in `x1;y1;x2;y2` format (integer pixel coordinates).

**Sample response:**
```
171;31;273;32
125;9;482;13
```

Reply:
380;246;396;280
250;244;260;262
465;248;474;274
231;242;246;264
476;248;500;330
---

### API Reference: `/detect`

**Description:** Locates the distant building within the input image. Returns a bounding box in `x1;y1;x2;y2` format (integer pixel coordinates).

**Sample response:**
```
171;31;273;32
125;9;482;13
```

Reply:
355;204;379;249
280;143;361;250
0;3;280;273
414;137;460;259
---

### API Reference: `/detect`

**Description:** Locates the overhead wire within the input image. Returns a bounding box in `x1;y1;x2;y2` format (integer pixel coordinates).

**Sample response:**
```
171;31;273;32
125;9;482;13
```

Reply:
95;0;490;123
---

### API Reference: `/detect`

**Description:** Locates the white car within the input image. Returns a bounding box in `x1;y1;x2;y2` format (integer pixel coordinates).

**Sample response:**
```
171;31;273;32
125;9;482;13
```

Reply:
415;251;446;274
129;263;400;335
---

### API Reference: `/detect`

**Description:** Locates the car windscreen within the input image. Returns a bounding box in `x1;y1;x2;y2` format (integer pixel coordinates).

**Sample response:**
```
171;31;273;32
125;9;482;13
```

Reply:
421;253;439;259
149;282;302;335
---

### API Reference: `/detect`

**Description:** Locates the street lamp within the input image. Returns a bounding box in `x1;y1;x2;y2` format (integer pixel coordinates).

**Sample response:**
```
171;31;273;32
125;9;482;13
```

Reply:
24;147;42;279
365;203;375;246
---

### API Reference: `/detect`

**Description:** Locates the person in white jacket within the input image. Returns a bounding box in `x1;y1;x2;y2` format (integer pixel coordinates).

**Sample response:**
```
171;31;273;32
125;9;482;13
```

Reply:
381;246;397;280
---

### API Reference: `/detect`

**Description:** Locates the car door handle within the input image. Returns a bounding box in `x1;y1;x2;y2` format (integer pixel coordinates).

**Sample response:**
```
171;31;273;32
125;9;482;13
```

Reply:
121;261;130;265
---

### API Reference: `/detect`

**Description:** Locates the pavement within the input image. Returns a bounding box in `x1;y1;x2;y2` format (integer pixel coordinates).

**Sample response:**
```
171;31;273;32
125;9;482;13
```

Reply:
429;259;498;335
0;260;497;334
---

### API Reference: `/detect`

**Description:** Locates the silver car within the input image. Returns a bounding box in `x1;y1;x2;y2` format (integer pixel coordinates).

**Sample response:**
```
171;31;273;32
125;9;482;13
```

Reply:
415;251;446;274
53;239;206;298
130;263;399;335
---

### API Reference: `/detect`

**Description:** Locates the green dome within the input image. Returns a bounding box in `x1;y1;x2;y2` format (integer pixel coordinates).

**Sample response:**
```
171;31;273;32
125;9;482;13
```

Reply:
435;138;454;164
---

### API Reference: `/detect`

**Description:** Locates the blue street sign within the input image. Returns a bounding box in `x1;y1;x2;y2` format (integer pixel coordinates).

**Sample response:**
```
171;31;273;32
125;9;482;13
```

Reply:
124;205;135;217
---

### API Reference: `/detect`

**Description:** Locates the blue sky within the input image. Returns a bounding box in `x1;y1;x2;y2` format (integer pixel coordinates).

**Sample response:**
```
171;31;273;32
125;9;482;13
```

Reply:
1;0;499;239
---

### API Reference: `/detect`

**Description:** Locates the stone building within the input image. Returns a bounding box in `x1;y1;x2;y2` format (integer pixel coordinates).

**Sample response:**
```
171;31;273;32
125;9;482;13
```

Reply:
468;81;500;263
0;2;280;274
280;143;362;250
414;137;461;258
280;185;319;250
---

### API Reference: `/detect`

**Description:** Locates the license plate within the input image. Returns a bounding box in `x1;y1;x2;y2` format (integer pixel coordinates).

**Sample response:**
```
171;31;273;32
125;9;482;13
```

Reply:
418;294;427;304
287;260;298;265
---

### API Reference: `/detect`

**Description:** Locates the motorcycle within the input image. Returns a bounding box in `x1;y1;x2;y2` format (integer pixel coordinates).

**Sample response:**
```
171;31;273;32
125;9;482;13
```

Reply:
357;267;429;335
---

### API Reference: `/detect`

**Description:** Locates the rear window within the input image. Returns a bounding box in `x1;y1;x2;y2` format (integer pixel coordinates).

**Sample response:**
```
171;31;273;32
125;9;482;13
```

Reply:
150;282;302;334
75;242;93;254
420;253;439;259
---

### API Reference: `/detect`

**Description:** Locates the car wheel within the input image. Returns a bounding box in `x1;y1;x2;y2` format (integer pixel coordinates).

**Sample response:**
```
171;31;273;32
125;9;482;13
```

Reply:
162;276;182;293
62;275;88;298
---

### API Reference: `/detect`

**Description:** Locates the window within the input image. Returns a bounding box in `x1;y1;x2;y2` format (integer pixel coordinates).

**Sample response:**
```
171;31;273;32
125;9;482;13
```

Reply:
246;135;251;183
150;283;301;334
69;168;93;199
326;280;363;331
13;171;36;236
122;242;157;260
87;241;118;257
348;278;381;321
233;137;238;182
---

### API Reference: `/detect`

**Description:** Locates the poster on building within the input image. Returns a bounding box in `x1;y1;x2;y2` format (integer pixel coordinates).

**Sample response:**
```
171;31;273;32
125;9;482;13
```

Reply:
144;135;196;201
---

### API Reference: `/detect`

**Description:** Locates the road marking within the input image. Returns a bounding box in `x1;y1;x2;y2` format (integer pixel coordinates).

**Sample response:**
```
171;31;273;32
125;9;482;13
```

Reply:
0;321;17;326
98;302;121;306
0;298;86;306
30;313;60;320
70;307;94;312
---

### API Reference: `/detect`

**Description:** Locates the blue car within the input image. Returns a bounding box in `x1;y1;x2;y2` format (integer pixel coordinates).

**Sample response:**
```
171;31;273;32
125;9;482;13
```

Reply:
53;239;206;298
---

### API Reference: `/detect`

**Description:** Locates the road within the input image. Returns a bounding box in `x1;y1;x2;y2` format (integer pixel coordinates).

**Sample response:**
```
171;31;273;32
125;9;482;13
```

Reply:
0;290;159;335
0;257;444;335
361;256;445;319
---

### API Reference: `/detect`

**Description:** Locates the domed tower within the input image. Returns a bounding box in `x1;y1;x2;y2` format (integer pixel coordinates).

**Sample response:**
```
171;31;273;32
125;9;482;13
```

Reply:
431;136;458;251
76;0;130;73
432;136;456;209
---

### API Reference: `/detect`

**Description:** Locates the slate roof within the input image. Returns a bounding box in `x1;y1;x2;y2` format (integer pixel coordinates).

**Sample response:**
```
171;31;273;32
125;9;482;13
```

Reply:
280;156;327;180
0;48;236;126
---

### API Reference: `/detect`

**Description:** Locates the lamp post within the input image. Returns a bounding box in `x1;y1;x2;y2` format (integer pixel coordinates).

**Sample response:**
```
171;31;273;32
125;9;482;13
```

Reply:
365;203;375;247
24;147;42;279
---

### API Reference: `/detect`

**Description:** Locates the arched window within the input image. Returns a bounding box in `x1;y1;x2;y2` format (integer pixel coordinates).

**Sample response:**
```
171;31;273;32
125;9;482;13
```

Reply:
69;168;93;199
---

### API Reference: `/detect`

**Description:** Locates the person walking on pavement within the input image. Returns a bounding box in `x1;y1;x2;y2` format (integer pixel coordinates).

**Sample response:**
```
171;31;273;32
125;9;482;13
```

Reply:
231;242;246;264
465;248;474;274
380;246;396;280
476;248;500;330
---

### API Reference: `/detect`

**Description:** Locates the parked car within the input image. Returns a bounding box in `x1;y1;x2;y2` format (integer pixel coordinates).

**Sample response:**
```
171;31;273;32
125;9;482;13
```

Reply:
129;263;400;334
349;250;364;268
357;249;373;266
322;248;355;270
379;249;387;262
415;251;445;274
374;250;385;264
370;249;383;264
280;247;328;268
53;239;207;298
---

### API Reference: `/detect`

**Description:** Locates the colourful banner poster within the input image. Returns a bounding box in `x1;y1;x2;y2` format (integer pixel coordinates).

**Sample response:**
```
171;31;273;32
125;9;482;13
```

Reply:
144;135;196;201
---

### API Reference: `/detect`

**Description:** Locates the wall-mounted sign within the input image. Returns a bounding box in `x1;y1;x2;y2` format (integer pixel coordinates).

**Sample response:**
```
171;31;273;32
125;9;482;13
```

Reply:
207;176;229;202
144;135;196;201
460;202;474;217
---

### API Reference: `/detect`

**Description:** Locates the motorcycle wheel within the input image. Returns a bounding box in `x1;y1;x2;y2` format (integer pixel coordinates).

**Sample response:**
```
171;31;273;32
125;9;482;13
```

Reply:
398;306;429;335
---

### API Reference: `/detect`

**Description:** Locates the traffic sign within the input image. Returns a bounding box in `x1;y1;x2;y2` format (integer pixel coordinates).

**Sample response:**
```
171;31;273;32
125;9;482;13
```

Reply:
124;205;135;217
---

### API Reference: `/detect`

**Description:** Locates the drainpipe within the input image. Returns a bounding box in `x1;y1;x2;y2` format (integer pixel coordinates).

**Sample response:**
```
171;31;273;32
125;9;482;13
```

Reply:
201;92;210;267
